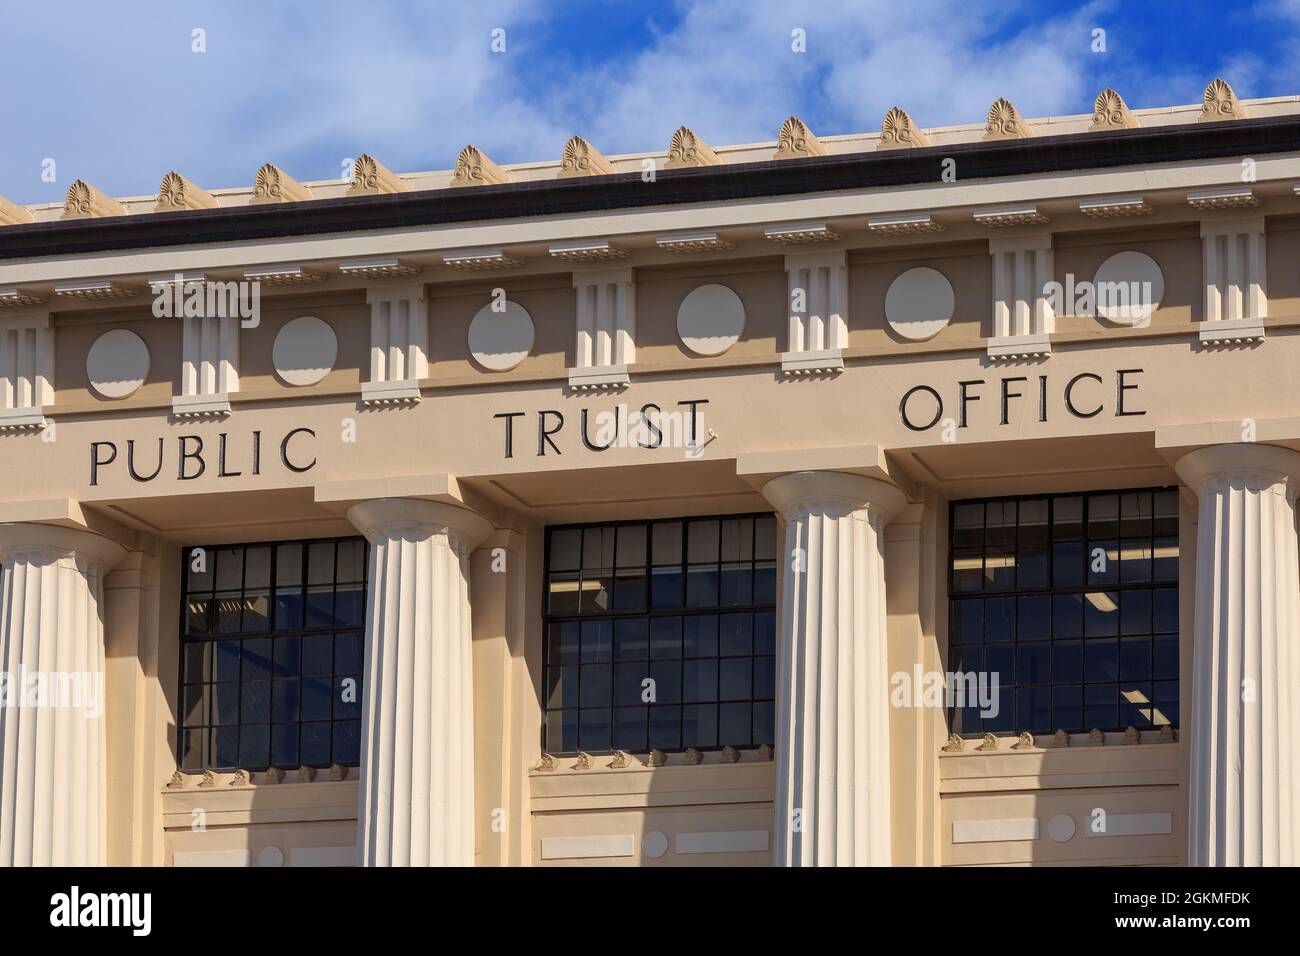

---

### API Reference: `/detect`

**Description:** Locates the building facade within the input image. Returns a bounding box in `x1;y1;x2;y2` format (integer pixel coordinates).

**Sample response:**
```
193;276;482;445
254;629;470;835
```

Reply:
0;81;1298;867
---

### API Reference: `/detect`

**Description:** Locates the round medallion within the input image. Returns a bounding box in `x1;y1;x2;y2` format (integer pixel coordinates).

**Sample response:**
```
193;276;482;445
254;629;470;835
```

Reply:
272;316;337;387
641;830;669;859
676;284;745;356
86;329;150;399
884;267;954;341
1048;814;1077;843
1093;251;1163;325
469;300;534;371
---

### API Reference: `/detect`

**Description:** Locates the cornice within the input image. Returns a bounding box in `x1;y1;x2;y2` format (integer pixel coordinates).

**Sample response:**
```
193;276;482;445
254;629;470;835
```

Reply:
1;115;1297;261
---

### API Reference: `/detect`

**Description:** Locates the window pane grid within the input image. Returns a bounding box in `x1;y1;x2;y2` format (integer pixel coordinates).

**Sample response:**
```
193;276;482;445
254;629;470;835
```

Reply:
544;515;776;755
948;489;1179;737
179;537;368;772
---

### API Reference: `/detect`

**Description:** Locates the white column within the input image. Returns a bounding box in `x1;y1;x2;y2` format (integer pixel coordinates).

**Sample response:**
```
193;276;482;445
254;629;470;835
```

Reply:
363;285;428;405
347;498;493;867
1199;218;1267;345
780;251;847;375
0;523;125;866
568;268;635;390
0;315;54;431
1175;443;1300;866
761;470;907;866
987;234;1053;360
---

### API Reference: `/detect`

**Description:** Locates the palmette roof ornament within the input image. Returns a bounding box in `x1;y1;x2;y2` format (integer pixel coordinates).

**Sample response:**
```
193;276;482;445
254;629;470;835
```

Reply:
683;747;704;765
229;768;253;787
155;171;218;212
534;753;557;772
721;745;741;763
198;770;218;788
251;163;315;204
346;153;408;196
1013;731;1035;750
1090;88;1139;131
451;145;512;186
1088;728;1105;746
648;748;667;767
1201;77;1248;122
665;126;720;168
977;732;999;751
774;116;825;159
1123;726;1140;745
557;135;615;178
0;194;34;225
877;107;932;150
62;179;126;220
941;734;964;753
609;750;637;769
983;98;1034;141
165;771;187;789
1053;729;1070;748
572;751;593;770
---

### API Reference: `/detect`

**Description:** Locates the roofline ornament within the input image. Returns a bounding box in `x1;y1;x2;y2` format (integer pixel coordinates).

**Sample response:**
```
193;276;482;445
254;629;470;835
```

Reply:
346;153;408;196
451;145;512;187
774;115;825;159
251;163;315;204
62;179;126;220
0;195;34;226
155;171;218;212
983;98;1034;141
665;125;720;168
1090;88;1139;131
558;135;615;178
878;107;932;150
1201;77;1248;122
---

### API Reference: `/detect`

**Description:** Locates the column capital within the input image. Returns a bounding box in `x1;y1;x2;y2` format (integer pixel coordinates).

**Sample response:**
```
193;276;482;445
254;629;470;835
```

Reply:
0;521;126;570
1174;443;1300;497
346;497;493;552
760;470;908;525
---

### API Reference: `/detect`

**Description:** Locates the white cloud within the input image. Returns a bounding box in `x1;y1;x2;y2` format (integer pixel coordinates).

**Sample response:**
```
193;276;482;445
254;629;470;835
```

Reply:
0;0;1290;204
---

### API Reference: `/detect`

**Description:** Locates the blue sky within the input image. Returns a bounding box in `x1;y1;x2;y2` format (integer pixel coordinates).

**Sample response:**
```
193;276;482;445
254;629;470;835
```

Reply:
2;0;1299;204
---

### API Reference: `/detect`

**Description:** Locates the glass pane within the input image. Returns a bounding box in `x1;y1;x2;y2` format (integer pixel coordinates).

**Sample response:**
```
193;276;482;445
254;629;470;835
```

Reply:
307;541;335;586
276;544;302;586
652;522;682;564
687;520;720;564
615;525;647;568
549;529;581;571
215;548;243;591
336;541;366;583
244;546;271;589
582;526;614;570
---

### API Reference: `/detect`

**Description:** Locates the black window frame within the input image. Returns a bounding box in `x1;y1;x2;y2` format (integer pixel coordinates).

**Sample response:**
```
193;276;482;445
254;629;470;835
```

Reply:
541;513;778;756
176;536;369;772
946;487;1180;737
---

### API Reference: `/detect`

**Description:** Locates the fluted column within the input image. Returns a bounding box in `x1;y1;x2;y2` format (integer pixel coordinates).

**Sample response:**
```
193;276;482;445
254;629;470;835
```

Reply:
1176;443;1300;866
347;498;493;867
0;523;125;866
761;470;907;866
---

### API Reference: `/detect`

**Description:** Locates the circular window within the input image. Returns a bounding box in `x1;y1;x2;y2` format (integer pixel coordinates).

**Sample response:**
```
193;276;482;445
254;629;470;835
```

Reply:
86;329;150;399
272;316;337;386
469;300;534;371
676;284;745;356
884;267;954;341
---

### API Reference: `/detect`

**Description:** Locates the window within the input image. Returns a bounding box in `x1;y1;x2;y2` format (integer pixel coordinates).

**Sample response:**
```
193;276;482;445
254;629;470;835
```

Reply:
543;515;778;755
948;489;1179;736
179;537;368;771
